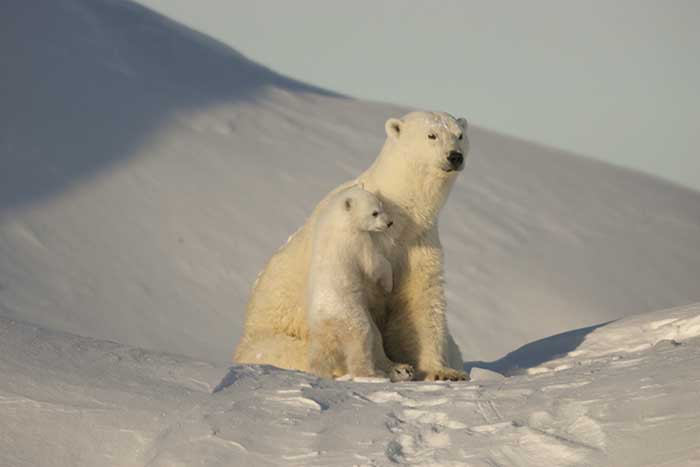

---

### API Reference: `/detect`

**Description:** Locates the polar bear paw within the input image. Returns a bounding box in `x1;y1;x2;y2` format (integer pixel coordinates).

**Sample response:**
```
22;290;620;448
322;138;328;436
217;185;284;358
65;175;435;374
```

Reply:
388;363;415;382
420;368;470;381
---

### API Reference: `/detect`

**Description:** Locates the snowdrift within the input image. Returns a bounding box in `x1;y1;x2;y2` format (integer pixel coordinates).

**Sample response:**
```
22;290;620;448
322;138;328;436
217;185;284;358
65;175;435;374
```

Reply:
2;304;699;466
3;1;700;464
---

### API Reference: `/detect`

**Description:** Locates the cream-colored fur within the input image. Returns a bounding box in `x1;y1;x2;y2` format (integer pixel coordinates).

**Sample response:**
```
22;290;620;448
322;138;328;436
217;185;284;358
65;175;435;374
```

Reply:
235;111;470;381
306;186;414;381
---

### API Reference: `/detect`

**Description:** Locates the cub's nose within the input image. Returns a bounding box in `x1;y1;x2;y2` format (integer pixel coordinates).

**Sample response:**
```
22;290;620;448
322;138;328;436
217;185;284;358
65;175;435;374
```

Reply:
387;221;394;228
447;151;464;169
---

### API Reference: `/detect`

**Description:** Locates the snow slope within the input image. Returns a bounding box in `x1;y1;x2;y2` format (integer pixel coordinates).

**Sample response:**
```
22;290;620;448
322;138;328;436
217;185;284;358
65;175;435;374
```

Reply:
2;304;700;466
3;1;700;465
2;0;700;364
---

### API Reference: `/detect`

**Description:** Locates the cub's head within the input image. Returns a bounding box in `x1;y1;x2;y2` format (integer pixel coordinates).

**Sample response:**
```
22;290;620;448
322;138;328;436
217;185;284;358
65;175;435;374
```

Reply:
343;186;393;232
384;111;469;174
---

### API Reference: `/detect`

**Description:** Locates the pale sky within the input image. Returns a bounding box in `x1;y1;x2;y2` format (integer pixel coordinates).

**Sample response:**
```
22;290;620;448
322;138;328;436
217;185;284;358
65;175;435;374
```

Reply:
137;0;700;191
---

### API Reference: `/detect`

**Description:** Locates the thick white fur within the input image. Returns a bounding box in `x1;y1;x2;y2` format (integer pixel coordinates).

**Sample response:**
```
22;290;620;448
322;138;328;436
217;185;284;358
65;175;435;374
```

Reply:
307;186;409;380
235;111;470;381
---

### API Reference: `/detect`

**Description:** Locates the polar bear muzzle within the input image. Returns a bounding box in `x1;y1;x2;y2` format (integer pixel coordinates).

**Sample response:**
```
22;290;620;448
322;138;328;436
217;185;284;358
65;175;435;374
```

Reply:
445;150;464;172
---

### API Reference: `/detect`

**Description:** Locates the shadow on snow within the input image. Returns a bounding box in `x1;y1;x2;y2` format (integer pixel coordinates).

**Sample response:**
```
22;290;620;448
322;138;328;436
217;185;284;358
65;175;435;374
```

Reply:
0;0;337;217
464;321;613;376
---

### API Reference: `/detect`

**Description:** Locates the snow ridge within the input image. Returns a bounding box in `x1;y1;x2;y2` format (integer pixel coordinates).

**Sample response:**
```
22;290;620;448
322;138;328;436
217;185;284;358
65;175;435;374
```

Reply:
2;0;700;365
2;1;700;465
2;305;700;466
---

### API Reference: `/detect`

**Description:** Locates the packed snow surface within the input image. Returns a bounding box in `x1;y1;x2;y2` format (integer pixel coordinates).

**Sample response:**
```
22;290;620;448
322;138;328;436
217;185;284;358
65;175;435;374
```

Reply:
2;1;700;465
3;0;700;364
2;304;700;466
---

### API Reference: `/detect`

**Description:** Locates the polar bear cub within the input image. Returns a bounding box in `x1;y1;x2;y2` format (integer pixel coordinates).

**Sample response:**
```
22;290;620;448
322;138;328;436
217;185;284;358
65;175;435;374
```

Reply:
307;185;398;380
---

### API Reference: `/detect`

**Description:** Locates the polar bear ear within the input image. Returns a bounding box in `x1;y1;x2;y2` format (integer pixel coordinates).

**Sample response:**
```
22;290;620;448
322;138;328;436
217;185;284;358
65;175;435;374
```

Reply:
344;198;352;211
457;117;468;131
385;118;402;140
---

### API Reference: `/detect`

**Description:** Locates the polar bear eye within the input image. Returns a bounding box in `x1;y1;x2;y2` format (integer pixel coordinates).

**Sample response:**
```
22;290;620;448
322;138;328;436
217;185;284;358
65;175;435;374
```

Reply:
372;211;379;217
458;133;463;140
428;133;437;140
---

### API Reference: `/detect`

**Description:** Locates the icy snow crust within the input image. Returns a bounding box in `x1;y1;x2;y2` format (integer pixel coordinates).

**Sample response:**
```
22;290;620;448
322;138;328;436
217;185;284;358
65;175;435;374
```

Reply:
3;0;700;365
3;1;700;465
2;305;700;466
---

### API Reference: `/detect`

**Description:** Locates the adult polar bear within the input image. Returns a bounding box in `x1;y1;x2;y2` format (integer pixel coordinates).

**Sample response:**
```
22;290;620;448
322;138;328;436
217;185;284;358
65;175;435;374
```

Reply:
235;111;470;381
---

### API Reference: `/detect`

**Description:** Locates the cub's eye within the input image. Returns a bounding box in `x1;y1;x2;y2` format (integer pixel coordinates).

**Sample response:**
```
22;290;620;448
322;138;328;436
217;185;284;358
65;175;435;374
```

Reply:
372;211;379;217
458;133;463;140
428;133;437;140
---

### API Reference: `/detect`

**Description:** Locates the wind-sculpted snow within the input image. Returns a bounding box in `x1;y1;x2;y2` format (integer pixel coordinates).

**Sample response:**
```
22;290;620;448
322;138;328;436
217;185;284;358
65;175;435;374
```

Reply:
2;0;700;365
3;1;700;464
2;305;700;466
525;303;700;375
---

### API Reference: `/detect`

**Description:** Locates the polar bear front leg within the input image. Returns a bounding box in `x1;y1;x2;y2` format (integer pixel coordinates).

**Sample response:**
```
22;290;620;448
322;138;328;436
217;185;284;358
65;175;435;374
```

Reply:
309;311;400;380
342;310;415;381
308;318;345;379
359;244;393;293
385;231;469;381
364;318;415;382
376;256;393;293
342;319;385;379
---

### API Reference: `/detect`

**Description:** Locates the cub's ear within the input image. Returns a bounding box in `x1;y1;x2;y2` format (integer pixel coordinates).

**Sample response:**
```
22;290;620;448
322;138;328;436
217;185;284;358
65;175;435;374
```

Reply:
385;118;402;140
344;198;352;211
457;117;468;131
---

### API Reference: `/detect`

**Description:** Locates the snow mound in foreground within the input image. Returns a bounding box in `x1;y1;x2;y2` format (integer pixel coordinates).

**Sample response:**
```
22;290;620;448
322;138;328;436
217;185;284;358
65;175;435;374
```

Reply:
3;0;700;365
2;304;700;466
527;303;700;375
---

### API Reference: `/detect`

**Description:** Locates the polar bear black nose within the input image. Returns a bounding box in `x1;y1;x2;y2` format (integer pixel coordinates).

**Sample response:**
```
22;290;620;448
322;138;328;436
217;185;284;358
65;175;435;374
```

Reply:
387;221;393;228
447;151;464;169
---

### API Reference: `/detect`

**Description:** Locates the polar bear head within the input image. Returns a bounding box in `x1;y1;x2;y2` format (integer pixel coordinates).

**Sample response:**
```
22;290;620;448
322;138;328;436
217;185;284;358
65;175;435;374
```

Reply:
342;186;393;232
384;111;469;174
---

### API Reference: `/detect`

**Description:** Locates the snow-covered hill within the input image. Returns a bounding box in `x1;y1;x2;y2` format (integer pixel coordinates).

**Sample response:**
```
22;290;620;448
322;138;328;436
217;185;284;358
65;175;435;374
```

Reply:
3;0;700;365
2;1;700;464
